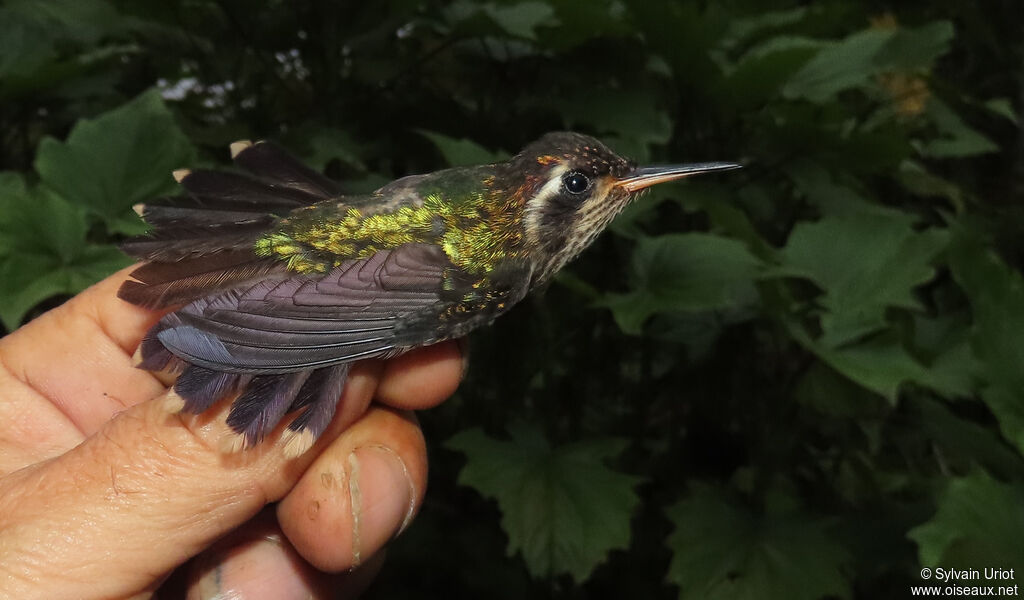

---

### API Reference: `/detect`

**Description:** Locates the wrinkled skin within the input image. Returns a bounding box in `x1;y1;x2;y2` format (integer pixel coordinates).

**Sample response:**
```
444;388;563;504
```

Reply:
0;266;464;599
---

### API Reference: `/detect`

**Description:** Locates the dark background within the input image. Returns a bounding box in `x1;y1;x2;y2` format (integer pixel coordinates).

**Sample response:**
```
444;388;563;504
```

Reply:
1;1;1023;598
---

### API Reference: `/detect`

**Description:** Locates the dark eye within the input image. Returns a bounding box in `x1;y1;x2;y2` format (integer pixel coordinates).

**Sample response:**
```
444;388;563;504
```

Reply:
562;171;591;195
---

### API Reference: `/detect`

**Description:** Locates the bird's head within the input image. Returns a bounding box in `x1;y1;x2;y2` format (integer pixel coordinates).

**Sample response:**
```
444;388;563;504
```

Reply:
499;131;740;283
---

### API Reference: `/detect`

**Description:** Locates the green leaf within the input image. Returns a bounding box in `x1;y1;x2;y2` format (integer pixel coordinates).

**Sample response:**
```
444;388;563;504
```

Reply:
874;21;954;71
719;37;823;108
34;88;195;233
795;361;888;418
919;99;999;158
446;425;641;582
783;21;953;103
444;1;556;41
418;130;507;167
300;127;366;172
0;246;129;329
666;484;851;600
603;233;763;334
547;87;672;161
787;161;893;217
897;160;965;213
545;0;631;49
783;28;894;102
0;173;130;328
482;1;556;40
908;471;1024;569
719;8;811;51
3;0;126;45
912;398;1024;480
983;97;1019;124
802;332;933;403
0;7;57;80
789;322;963;403
779;212;948;347
949;227;1024;453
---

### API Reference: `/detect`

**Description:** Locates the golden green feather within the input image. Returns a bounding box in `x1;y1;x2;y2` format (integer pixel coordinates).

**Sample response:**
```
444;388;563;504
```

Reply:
254;182;526;276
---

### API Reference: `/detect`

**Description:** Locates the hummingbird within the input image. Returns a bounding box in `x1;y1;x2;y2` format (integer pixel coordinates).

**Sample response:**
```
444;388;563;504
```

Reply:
120;131;739;456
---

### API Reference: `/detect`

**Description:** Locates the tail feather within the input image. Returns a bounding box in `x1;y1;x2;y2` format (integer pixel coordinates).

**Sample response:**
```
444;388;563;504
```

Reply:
177;170;323;210
174;365;245;414
118;250;283;309
120;140;337;308
225;371;312;445
232;141;344;198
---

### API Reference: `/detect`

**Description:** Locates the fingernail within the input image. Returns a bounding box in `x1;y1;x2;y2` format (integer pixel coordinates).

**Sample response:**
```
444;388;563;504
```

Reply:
190;536;315;600
347;445;415;567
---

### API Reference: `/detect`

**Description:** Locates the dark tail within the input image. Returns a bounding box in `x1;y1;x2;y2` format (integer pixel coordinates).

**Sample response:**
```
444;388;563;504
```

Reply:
119;141;341;309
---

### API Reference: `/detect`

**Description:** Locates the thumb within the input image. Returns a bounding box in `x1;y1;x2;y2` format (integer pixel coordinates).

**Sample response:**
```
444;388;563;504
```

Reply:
0;369;380;600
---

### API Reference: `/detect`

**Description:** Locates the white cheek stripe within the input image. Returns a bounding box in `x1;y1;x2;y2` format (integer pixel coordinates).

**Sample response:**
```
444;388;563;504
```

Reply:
523;163;568;247
577;180;615;228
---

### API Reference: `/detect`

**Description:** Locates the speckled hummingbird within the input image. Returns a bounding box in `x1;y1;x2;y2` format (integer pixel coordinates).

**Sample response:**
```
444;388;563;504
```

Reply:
120;132;739;456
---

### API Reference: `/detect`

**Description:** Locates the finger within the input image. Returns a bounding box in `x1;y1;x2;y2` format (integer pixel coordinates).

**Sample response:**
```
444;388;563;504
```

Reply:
0;364;383;600
183;510;334;600
174;341;461;592
181;509;386;600
0;266;167;437
278;406;427;572
0;364;84;473
375;339;465;410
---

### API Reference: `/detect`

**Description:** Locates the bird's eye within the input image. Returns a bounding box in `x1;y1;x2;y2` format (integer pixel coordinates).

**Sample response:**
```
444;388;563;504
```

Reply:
562;171;591;195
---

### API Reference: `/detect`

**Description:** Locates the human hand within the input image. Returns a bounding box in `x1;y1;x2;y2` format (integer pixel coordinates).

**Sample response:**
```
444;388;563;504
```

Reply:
0;267;464;599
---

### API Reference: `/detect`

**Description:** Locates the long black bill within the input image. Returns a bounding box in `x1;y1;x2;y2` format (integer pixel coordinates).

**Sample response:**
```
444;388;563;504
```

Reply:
615;162;742;193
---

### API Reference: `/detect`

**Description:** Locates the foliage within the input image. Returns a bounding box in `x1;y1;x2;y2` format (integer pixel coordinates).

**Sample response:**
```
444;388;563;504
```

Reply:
447;424;640;582
2;0;1022;597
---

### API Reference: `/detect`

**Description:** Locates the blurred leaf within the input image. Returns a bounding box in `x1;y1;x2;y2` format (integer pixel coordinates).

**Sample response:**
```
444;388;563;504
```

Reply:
783;28;894;102
300;127;366;172
34;88;195;233
0;0;127;83
787;161;891;217
554;88;673;161
545;0;631;49
779;213;948;347
897;160;965;212
603;233;763;334
0;173;129;328
983;97;1019;124
445;1;556;40
482;2;556;40
720;37;823;108
875;21;954;71
3;0;126;45
447;425;641;582
919;99;999;158
419;130;507;166
949;227;1024;453
0;7;56;80
720;8;810;51
666;484;851;600
801;332;932;403
795;361;888;418
912;398;1024;480
908;471;1024;569
784;21;953;103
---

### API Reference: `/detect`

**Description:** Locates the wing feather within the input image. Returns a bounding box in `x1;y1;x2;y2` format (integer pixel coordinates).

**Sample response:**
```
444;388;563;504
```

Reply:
150;243;459;373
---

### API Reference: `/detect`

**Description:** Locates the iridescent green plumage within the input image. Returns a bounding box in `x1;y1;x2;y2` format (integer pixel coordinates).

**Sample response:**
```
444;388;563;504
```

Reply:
254;165;527;277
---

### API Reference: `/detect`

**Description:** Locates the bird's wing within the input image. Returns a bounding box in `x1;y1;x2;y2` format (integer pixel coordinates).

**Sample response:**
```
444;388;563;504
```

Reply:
139;242;530;448
150;243;460;374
